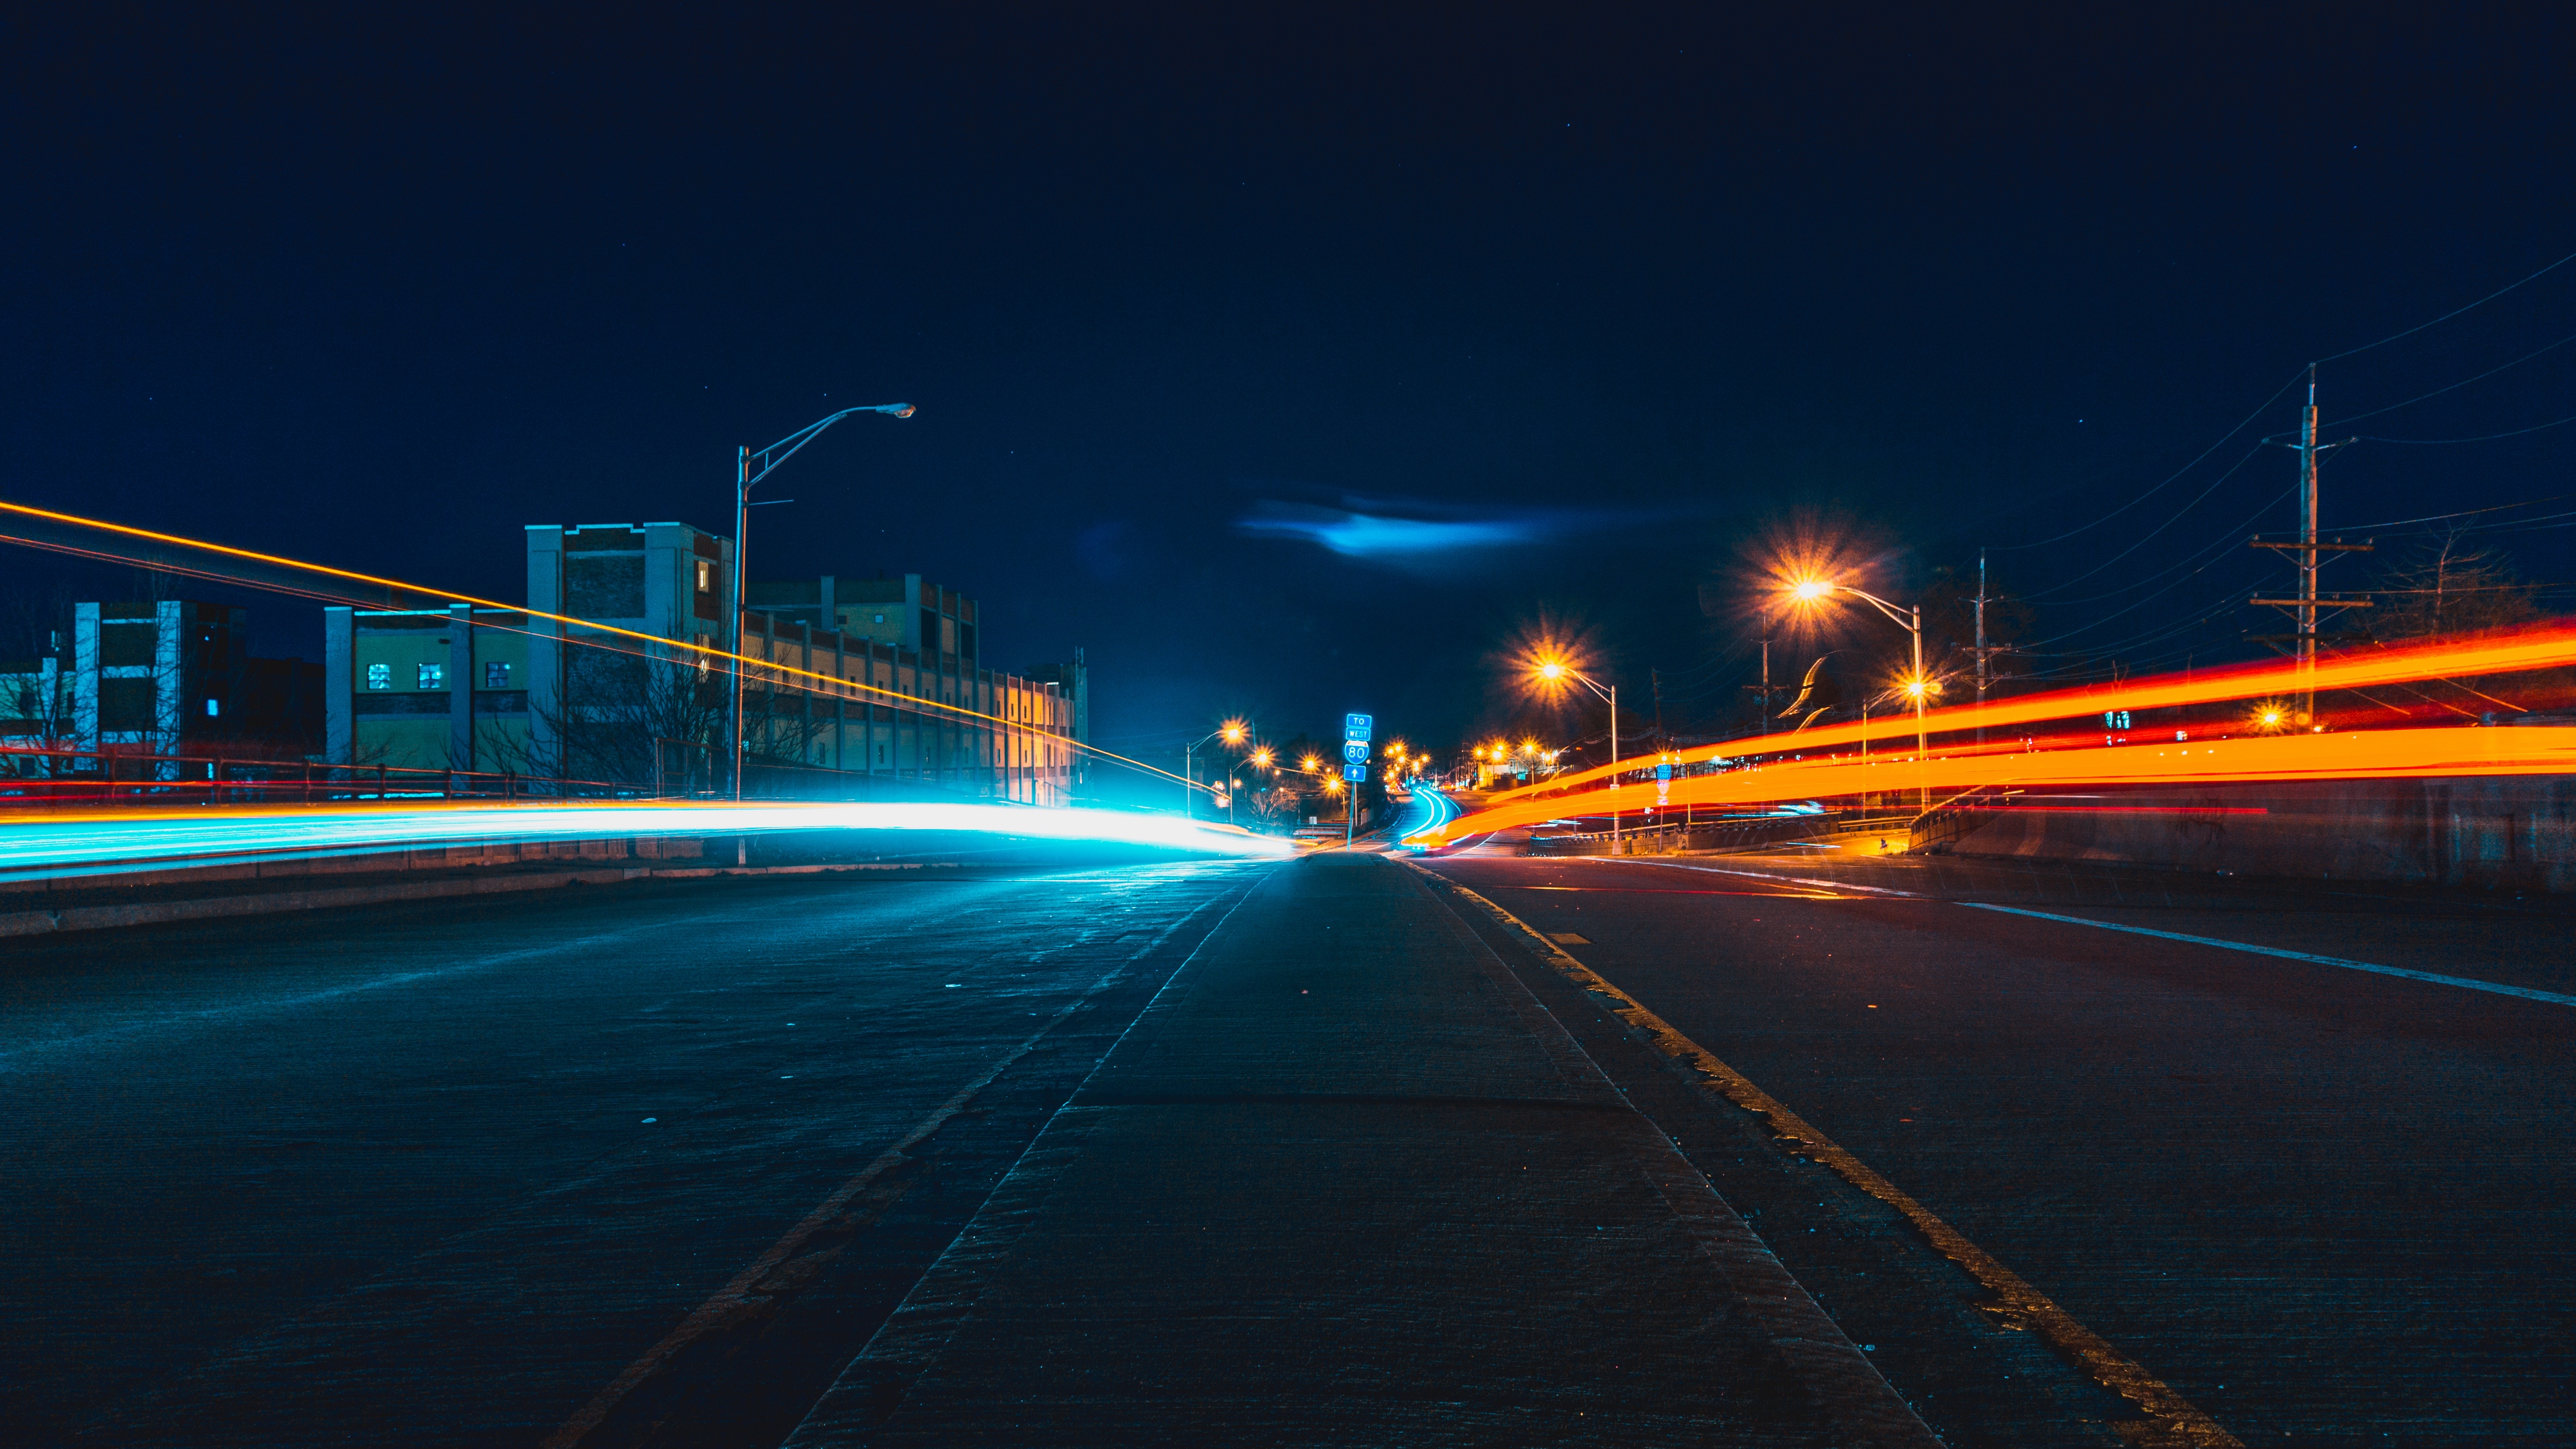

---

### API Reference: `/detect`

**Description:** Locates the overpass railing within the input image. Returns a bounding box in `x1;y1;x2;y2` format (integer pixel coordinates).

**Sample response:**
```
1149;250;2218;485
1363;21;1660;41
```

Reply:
0;745;639;808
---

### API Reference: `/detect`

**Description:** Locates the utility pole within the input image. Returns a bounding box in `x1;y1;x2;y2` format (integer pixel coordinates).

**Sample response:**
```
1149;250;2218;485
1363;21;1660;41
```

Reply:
1744;606;1775;736
1651;667;1666;752
1963;549;2014;745
2251;366;2369;724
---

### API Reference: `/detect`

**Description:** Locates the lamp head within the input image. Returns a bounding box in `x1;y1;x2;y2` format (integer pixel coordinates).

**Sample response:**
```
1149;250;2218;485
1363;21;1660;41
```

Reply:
1791;578;1832;602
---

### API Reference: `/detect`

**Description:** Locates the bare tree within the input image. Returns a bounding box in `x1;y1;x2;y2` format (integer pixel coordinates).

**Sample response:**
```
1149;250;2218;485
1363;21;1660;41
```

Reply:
2373;529;2539;641
482;642;849;793
483;644;729;790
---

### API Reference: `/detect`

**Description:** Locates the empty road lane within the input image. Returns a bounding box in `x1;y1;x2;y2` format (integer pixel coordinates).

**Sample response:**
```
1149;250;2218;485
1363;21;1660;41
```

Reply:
1424;851;2576;1448
3;861;1260;1448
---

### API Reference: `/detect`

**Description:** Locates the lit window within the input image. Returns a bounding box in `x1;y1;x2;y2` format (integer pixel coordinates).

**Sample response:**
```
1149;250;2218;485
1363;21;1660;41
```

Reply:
485;661;511;688
873;612;885;625
205;698;219;718
366;663;390;690
696;559;712;593
418;663;443;689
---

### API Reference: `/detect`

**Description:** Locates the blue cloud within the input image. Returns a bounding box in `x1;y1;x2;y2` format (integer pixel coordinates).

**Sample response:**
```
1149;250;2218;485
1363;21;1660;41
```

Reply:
1236;496;1690;565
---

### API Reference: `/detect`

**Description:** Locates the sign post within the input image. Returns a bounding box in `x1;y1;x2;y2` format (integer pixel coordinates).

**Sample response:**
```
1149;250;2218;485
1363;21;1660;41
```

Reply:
1342;713;1373;849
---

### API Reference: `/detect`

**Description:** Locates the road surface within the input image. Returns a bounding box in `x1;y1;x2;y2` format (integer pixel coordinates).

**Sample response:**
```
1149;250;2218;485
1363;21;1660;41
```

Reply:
1423;849;2576;1448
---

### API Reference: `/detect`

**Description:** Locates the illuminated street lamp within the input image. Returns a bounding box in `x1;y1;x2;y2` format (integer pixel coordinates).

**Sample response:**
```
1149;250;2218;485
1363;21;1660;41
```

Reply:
1183;718;1249;820
1228;744;1277;826
1789;578;1931;811
1529;653;1624;854
731;402;915;800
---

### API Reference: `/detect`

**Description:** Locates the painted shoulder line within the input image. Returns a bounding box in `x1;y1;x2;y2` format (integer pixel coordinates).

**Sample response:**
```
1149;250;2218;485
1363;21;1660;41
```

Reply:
1965;903;2576;1008
1414;863;2237;1449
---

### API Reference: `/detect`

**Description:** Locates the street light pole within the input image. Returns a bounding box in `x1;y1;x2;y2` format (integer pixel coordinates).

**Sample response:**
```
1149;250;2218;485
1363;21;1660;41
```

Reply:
1181;720;1248;820
1536;661;1620;855
729;402;914;801
1791;580;1929;813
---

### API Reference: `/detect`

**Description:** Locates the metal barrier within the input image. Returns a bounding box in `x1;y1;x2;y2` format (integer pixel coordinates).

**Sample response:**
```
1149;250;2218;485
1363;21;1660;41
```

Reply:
1528;811;1915;857
1907;786;2020;853
0;745;638;808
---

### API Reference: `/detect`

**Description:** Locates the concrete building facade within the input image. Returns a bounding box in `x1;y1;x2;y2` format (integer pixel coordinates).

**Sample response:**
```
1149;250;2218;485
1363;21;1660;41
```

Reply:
322;524;1088;804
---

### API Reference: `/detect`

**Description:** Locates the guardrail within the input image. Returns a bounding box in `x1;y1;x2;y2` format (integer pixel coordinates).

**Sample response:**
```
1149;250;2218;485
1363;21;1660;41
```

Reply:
0;745;639;808
1529;810;1917;857
0;743;1056;812
1907;786;2021;853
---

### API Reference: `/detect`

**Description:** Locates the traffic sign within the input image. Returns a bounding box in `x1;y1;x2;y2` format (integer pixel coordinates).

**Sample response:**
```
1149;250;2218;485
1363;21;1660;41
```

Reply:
1343;763;1368;781
1341;741;1370;764
1344;712;1373;740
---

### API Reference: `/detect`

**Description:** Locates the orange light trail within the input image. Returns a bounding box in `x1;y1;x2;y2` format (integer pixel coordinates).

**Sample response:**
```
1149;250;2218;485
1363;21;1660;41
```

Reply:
0;498;1202;792
1434;726;2576;842
1481;623;2576;806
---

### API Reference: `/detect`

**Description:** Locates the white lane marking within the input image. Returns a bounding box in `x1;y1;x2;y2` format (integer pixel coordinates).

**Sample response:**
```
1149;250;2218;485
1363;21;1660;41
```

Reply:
1964;903;2576;1007
1597;858;1921;897
547;884;1251;1448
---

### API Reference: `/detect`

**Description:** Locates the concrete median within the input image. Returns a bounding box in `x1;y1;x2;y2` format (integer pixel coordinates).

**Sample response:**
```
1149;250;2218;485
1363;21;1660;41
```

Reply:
785;851;1935;1446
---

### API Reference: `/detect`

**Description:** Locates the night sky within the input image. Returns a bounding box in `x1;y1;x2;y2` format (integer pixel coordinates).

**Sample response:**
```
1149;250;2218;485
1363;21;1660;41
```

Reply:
9;9;2576;786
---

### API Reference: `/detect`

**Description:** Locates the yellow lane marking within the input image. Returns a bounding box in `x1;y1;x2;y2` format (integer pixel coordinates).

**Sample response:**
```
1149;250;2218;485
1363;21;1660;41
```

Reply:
1418;867;2243;1449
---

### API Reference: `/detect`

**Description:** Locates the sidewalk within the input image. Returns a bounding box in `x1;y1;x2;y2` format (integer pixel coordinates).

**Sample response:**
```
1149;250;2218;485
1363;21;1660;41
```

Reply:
786;851;1935;1446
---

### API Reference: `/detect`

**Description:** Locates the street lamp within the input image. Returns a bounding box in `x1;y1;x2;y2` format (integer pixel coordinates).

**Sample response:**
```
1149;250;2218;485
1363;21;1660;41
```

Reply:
1183;718;1248;820
1529;655;1623;854
730;402;914;800
1788;578;1931;812
1228;744;1277;827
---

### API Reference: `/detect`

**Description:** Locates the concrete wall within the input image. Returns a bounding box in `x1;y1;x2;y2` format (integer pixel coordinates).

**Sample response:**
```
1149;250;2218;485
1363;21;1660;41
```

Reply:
1947;775;2576;894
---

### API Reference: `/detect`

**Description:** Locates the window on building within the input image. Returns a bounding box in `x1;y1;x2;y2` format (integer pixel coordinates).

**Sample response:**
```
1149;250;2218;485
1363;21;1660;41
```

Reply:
366;663;390;690
418;662;444;689
696;559;713;593
205;698;219;718
485;661;511;688
873;612;885;625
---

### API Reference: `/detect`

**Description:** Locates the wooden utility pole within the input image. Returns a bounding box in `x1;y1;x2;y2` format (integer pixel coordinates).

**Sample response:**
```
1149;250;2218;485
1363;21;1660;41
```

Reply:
2251;366;2369;724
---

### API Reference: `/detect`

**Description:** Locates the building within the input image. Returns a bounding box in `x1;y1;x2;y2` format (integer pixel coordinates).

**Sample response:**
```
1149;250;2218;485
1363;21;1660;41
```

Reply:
0;600;323;773
736;574;1084;805
323;604;537;773
322;525;1088;804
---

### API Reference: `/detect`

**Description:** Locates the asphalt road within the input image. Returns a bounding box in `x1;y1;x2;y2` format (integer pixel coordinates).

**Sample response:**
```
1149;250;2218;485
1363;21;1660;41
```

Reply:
2;859;1261;1447
1424;849;2576;1448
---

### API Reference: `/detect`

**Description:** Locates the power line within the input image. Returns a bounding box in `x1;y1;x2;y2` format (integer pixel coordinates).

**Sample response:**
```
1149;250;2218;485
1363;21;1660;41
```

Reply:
2340;492;2576;530
2014;487;2298;648
1993;368;2306;551
2314;324;2576;430
2020;446;2265;600
2363;413;2576;445
2312;245;2576;364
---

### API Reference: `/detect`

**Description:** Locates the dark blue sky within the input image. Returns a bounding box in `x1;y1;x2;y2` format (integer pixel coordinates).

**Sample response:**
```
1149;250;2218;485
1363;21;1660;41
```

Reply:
8;7;2575;765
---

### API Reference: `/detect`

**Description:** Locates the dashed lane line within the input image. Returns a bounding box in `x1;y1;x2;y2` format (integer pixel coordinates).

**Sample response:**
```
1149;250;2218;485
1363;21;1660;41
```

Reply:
539;886;1248;1449
1418;866;2243;1449
1604;858;2571;1008
1963;902;2576;1007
